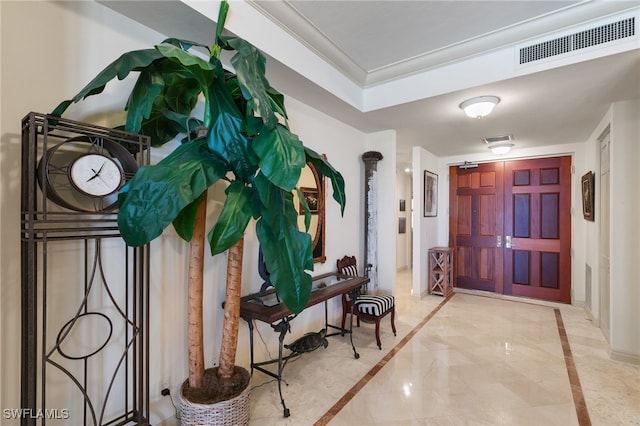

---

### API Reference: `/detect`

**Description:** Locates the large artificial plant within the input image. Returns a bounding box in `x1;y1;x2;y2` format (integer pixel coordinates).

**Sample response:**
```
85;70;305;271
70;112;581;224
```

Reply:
52;1;345;403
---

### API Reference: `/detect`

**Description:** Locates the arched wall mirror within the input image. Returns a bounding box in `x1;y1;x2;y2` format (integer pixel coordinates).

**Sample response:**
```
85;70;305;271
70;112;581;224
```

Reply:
295;162;326;263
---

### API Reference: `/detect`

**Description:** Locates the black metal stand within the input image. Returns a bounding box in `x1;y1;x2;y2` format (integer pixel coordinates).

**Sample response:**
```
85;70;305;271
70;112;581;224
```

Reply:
326;288;360;359
243;298;359;418
20;113;150;426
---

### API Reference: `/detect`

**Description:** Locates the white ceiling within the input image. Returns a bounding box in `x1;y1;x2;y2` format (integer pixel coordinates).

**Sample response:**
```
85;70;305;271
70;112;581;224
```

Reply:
102;0;640;166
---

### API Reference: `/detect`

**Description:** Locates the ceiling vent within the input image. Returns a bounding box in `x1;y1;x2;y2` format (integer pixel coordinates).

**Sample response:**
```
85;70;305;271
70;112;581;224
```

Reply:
483;134;513;144
519;17;635;64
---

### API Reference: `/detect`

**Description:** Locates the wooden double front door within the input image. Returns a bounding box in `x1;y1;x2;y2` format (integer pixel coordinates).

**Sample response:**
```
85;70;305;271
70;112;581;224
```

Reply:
449;156;571;303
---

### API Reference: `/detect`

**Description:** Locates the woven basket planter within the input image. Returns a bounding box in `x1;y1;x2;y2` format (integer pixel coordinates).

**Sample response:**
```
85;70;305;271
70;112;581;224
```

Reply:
179;369;251;426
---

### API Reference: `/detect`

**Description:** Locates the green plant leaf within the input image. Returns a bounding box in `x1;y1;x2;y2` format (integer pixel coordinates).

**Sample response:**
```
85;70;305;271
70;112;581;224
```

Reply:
110;57;200;146
172;196;203;241
157;42;216;71
206;65;258;181
127;71;201;147
155;43;219;97
295;187;312;232
208;181;252;255
256;218;313;314
253;125;305;191
143;77;202;146
253;172;297;239
267;86;288;120
212;0;229;59
117;137;227;246
252;171;274;215
163;111;204;136
225;37;278;129
161;69;202;113
51;48;163;117
162;38;211;53
125;66;165;133
305;147;346;215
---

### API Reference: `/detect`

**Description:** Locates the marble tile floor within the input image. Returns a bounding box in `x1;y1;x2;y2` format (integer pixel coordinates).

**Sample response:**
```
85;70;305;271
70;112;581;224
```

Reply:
247;269;640;426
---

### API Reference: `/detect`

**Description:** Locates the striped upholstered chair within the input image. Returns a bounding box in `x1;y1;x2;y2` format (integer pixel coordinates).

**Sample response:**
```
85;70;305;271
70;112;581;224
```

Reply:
337;255;396;349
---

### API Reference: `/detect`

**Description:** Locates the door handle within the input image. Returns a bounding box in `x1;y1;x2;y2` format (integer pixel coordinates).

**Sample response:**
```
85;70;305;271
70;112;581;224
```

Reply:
496;235;502;248
505;236;515;249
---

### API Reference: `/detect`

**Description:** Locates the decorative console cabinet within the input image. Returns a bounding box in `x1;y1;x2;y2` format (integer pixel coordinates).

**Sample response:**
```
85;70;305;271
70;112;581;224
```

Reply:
428;247;454;296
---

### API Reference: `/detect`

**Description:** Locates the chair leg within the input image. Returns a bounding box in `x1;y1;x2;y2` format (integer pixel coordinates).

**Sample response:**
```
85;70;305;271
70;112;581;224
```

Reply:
374;318;382;350
341;304;348;334
391;306;397;336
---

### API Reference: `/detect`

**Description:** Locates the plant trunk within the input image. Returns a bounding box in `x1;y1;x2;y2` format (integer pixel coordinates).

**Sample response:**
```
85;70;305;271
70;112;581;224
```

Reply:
218;236;244;380
187;192;207;389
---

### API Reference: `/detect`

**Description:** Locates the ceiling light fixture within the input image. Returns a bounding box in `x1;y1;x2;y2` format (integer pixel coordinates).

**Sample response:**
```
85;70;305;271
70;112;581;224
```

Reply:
484;134;514;155
460;96;500;119
487;142;514;155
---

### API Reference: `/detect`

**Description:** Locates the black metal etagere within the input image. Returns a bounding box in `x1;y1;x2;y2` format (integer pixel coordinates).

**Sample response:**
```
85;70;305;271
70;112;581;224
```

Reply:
20;112;150;426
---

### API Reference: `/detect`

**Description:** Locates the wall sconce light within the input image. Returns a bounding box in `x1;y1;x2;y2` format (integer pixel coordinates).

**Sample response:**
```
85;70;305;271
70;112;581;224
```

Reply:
484;134;514;155
460;96;500;119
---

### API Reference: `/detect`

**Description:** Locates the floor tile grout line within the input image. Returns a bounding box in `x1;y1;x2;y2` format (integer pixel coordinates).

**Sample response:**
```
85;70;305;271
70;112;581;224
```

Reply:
313;293;454;426
554;308;592;426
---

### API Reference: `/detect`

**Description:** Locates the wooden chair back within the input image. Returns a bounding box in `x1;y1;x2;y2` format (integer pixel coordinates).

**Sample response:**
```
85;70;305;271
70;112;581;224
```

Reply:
337;255;358;277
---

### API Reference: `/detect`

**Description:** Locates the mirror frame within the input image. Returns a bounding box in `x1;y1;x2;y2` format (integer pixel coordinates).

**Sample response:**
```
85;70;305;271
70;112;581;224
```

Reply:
307;161;326;263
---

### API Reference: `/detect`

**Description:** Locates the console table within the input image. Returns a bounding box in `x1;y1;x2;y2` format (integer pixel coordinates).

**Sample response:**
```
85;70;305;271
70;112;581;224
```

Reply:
240;272;368;417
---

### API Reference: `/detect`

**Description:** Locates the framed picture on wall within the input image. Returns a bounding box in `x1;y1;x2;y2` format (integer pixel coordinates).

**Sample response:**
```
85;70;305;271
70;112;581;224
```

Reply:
424;170;438;217
299;187;319;214
581;171;595;221
398;217;406;234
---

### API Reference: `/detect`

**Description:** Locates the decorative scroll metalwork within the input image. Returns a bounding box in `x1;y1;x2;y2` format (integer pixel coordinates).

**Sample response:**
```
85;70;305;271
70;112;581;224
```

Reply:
21;112;150;426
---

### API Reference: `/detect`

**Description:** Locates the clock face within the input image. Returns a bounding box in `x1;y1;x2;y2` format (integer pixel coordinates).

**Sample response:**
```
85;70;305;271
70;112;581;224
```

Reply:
69;154;124;197
37;136;139;212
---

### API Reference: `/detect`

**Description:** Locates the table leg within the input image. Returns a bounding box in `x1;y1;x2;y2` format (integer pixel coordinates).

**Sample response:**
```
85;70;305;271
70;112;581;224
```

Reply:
273;319;291;417
243;316;255;374
348;289;360;359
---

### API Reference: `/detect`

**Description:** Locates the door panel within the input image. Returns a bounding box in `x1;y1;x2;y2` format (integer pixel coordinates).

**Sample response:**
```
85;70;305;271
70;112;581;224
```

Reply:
503;156;571;303
449;162;504;293
449;156;571;303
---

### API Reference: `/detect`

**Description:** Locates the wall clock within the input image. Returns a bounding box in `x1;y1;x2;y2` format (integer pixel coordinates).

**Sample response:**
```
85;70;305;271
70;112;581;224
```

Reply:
37;135;138;212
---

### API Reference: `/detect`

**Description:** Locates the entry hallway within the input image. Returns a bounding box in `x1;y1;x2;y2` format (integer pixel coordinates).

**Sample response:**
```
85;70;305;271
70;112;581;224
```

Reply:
247;270;640;425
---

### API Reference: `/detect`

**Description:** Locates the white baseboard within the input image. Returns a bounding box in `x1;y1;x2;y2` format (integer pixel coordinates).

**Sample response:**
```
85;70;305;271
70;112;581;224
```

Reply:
610;349;640;366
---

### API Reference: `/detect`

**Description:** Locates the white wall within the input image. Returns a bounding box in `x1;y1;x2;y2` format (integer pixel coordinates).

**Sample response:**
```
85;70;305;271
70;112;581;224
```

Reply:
578;111;611;323
411;147;441;298
609;99;640;362
0;1;375;424
574;99;640;363
396;170;412;270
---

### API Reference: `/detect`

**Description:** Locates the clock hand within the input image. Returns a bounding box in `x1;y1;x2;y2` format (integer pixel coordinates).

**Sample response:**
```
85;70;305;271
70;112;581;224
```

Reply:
96;174;111;187
87;171;100;182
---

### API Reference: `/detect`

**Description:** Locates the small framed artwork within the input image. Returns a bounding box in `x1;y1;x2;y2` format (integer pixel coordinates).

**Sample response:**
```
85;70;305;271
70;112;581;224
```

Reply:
581;171;595;221
398;217;406;234
299;187;319;214
399;199;406;212
424;170;438;217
